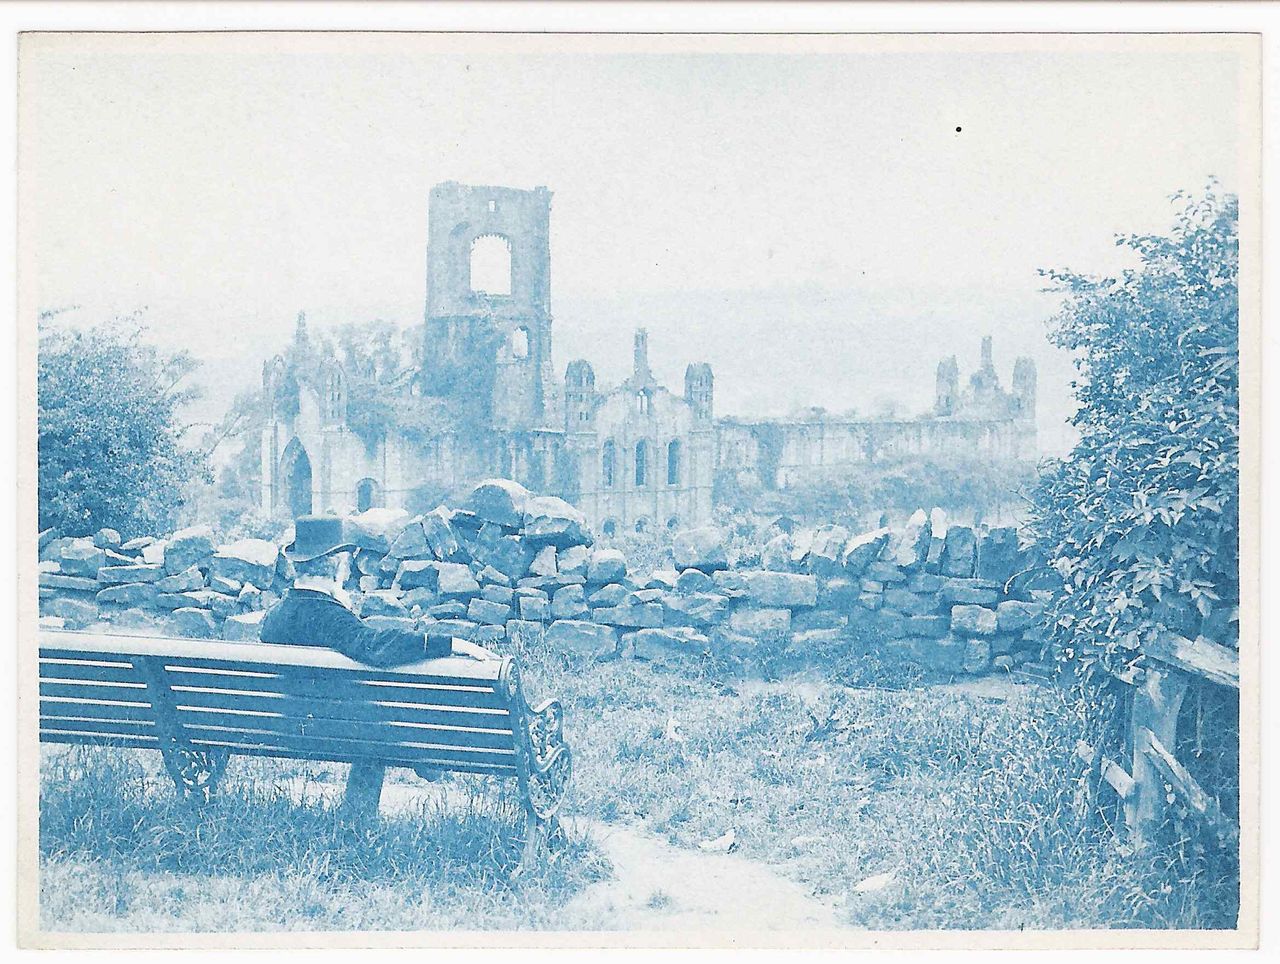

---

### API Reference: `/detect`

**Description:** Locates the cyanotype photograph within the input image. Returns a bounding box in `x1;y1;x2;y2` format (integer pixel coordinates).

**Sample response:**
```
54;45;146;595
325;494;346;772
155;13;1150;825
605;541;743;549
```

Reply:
17;30;1259;948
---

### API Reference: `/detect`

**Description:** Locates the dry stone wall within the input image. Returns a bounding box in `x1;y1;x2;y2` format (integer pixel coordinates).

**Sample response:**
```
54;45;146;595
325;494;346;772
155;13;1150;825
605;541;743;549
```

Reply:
37;480;1050;678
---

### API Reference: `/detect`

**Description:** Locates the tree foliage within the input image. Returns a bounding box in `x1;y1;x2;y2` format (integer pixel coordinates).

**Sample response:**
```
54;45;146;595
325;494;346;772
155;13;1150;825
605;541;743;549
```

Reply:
1028;186;1239;681
38;321;210;538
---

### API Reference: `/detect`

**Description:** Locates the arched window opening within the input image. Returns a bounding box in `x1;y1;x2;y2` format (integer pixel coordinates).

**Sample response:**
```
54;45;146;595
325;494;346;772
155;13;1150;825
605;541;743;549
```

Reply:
667;439;681;485
602;440;617;488
634;440;648;487
511;326;530;359
602;518;618;538
667;516;680;531
355;478;382;513
635;517;651;534
281;438;312;519
470;234;512;296
636;390;652;415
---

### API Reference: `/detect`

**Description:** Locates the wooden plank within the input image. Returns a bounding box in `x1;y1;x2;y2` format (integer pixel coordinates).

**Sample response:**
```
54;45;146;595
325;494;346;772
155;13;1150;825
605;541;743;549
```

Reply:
167;687;513;732
40;631;506;685
1100;756;1136;799
1138;727;1239;844
39;680;152;704
180;740;518;775
161;669;509;712
170;707;518;751
1144;633;1239;689
38;658;144;685
39;731;161;751
175;726;517;767
39;717;157;738
40;698;158;725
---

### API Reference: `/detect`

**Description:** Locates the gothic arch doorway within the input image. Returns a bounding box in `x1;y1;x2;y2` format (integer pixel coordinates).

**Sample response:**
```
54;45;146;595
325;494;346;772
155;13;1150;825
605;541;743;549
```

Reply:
281;438;313;518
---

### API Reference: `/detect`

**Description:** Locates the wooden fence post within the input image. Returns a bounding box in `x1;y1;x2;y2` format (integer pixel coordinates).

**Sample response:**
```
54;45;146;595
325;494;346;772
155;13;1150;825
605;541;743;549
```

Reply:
1126;664;1189;848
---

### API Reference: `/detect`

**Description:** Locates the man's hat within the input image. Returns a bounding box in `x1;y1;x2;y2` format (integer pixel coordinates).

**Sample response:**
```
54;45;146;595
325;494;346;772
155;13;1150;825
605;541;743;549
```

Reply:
284;515;356;563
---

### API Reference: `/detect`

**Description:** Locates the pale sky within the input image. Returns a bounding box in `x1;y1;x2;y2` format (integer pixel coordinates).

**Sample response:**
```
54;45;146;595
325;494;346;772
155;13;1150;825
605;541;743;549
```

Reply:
21;34;1252;455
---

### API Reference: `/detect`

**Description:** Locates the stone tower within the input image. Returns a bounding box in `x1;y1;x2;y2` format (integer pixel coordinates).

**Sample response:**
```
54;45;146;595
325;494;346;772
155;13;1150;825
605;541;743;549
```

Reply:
935;355;959;416
564;359;597;432
684;362;714;422
1012;356;1037;422
421;182;556;431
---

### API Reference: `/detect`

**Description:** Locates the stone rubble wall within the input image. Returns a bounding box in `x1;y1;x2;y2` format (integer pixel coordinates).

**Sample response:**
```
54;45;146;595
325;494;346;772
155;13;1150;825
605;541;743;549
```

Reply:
37;480;1050;678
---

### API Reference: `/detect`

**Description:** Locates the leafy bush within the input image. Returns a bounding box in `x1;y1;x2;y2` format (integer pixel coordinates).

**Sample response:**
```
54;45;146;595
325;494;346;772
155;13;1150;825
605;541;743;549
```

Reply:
38;321;209;539
1028;186;1239;682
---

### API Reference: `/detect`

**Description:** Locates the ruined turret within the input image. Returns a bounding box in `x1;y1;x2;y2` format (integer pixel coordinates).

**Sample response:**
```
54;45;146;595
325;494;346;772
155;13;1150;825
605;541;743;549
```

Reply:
564;358;597;432
1012;356;1037;422
935;355;959;416
685;362;714;422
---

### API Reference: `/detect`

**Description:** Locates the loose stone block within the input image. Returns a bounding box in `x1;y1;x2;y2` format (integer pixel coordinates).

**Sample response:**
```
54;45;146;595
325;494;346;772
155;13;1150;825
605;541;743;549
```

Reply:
222;611;265;641
713;570;818;609
164;525;214;573
593;603;663;629
95;583;159;608
962;638;992;673
395;560;439;591
997;599;1044;633
518;595;550;621
589;583;627;607
546;619;618;657
60;539;105;578
172;607;218;639
558;545;591;580
465;478;531;529
761;533;793;572
728;606;791;637
841;527;892;575
864;561;907;584
939;581;1000;606
435;562;481;598
212;539;279;587
39;573;99;592
551;584;589;620
210;575;242;595
646;569;679;591
977;527;1020;582
660;591;729;628
672;526;729;573
941;526;977;578
882;588;937;616
44;596;97;629
626;627;710;667
467;597;512;626
155;566;204;593
529;546;558;578
906;614;950;639
951;604;998;636
505;619;545;652
522;495;592;548
482;584;515;606
587;549;627;584
360;591;409;618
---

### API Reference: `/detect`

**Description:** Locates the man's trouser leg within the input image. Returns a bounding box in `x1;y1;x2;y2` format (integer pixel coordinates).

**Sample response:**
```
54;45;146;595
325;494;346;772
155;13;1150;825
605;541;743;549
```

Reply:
343;761;386;819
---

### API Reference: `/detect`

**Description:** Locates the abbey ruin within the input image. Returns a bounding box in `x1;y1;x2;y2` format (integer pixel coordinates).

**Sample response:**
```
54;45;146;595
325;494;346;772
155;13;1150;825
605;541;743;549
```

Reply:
260;182;1037;533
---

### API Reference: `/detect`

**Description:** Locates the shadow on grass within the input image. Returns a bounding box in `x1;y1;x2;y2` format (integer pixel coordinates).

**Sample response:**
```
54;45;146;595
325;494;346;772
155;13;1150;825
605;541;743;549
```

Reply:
40;746;610;931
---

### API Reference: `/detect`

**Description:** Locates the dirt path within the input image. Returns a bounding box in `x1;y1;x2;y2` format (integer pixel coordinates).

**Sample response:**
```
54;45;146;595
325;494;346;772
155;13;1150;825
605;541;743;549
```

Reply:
268;775;843;931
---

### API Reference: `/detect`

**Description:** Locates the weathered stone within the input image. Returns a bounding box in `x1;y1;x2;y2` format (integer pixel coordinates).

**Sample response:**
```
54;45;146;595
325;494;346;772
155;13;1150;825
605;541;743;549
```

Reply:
906;614;950;639
518;595;550;621
354;548;386;577
349;507;412;553
856;592;883;610
522;495;592;548
646;569;679;591
545;619;618;657
860;579;884;593
171;607;218;639
358;575;381;593
210;574;242;595
992;654;1015;671
818;577;860;609
38;528;61;555
212;539;279;587
465;478;531;529
558;545;591;580
238;583;264;610
420;507;464;562
907;573;943;594
941;526;977;578
729;606;791;637
387;519;430;559
876;609;907;639
505;619;545;652
39;572;99;592
395;560;439;591
164;525;215;574
120;535;155;552
789;628;846;650
792;608;847;631
476;565;512;587
997;600;1043;633
807;524;849;575
425;600;467;619
529;546;558;578
713;570;817;609
991;633;1016;656
977;527;1020;582
589;583;627;607
888;509;931;569
882;588;937;616
45;596;98;629
925;508;948;571
661;592;729;627
593;603;663;629
676;568;714;594
436;562;481;598
951;604;998;636
39;615;66;630
154;593;194;611
587;548;627;584
155;566;204;593
761;533;793;572
962;638;992;673
470;533;535;582
864;561;907;584
95;583;159;607
93;527;122;549
209;592;240;618
360;591;409;618
222;611;265;641
481;584;515;606
625;588;664;605
468;597;512;626
550;584;589;620
422;617;479;641
60;539;106;578
140;541;167;566
471;625;506;647
939;580;1000;606
626;627;710;667
841;527;892;575
671;526;728;573
789;528;815;566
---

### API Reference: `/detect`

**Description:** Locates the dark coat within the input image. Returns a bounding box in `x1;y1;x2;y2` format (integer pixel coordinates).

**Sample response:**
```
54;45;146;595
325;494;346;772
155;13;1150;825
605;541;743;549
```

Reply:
259;588;449;668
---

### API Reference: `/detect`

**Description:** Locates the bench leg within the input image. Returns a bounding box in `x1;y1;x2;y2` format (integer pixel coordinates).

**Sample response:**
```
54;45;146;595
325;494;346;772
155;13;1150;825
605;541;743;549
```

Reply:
342;761;386;820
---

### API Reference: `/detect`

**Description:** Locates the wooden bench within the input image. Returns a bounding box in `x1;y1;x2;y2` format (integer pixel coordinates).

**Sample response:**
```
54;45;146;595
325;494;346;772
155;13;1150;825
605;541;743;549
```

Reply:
38;629;572;864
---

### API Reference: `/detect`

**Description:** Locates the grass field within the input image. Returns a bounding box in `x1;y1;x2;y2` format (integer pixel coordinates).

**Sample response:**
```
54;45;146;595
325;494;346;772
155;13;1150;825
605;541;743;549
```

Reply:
39;648;1239;932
